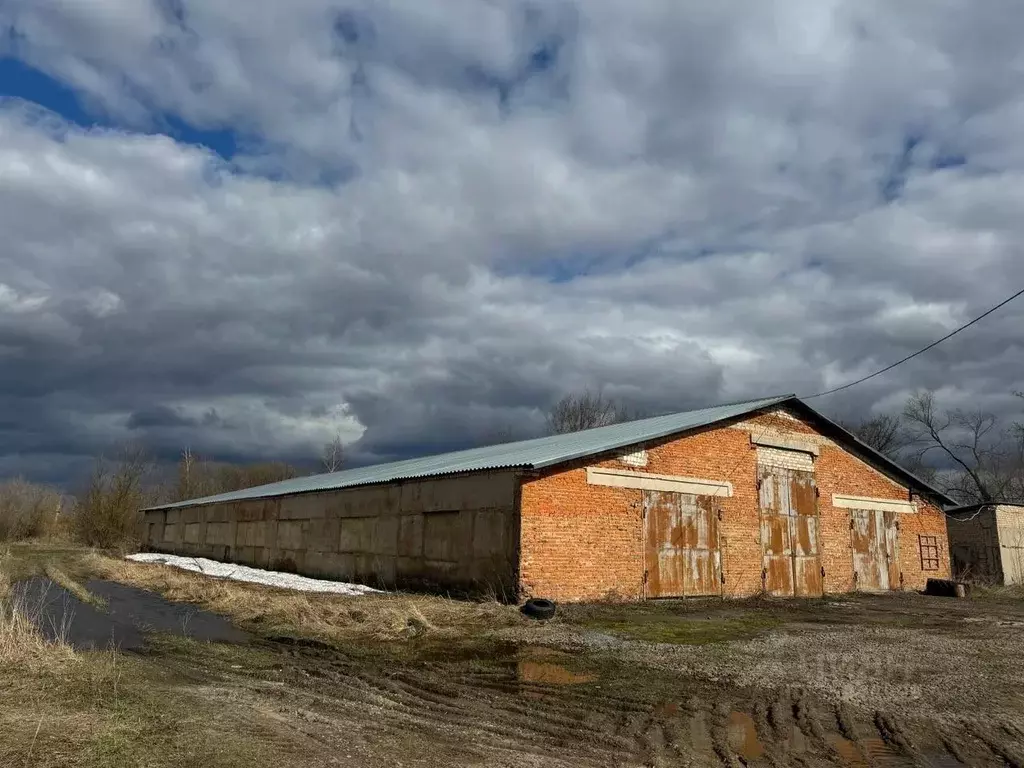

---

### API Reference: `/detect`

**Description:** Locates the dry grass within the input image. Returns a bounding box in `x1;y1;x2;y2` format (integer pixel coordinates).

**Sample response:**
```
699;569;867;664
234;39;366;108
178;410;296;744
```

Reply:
87;554;522;644
42;564;106;609
0;550;79;673
969;582;1024;601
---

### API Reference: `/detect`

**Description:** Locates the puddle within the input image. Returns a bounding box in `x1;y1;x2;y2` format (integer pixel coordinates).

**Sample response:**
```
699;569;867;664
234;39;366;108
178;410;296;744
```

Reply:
14;577;145;651
513;647;598;686
13;577;249;651
726;711;765;761
84;580;248;644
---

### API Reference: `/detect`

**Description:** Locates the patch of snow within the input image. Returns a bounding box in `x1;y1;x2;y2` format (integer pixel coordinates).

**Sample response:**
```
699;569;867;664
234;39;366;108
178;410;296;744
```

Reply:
125;553;380;595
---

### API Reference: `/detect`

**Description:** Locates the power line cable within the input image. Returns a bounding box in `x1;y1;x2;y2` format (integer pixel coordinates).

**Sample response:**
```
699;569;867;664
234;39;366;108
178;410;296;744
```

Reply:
804;286;1024;400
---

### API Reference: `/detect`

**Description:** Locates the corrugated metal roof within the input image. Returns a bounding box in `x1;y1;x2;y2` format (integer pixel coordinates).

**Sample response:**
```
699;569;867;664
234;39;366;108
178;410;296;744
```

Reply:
946;501;1024;514
145;394;793;511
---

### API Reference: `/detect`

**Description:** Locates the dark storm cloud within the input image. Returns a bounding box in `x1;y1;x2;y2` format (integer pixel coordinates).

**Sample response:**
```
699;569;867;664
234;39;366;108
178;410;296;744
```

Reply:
0;1;1023;487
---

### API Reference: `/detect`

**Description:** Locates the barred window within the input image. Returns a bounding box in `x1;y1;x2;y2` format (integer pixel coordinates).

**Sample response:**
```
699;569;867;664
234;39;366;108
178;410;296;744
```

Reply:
919;535;941;571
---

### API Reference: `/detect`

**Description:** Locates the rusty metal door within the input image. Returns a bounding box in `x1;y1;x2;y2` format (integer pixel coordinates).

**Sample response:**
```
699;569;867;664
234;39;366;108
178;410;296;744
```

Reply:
758;466;794;596
851;509;900;591
790;470;823;596
644;491;722;598
758;465;823;597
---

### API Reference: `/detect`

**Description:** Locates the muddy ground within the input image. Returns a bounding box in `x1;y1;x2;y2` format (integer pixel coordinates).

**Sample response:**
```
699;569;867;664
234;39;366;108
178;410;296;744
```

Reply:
4;546;1024;767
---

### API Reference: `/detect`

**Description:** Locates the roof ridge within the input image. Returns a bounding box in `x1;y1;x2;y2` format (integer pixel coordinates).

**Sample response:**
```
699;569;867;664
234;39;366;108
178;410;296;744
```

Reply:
688;392;796;411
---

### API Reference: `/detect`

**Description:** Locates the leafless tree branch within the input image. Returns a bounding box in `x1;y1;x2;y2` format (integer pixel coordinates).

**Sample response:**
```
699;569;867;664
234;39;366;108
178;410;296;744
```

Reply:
321;433;345;473
546;390;638;434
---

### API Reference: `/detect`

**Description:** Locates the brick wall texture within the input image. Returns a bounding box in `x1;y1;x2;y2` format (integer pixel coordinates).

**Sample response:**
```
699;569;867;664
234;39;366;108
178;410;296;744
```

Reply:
518;408;951;601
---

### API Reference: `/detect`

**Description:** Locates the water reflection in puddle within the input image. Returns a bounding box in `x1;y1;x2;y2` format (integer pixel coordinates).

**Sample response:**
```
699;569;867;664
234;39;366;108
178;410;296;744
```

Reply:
726;711;765;761
514;647;598;686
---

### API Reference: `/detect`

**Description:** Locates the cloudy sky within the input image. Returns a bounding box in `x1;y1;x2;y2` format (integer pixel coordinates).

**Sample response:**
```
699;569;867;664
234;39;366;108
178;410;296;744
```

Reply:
2;1;1022;486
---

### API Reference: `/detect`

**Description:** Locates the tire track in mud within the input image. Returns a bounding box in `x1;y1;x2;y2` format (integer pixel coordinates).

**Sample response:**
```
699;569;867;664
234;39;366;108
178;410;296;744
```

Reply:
296;653;638;766
174;640;1023;768
964;722;1024;768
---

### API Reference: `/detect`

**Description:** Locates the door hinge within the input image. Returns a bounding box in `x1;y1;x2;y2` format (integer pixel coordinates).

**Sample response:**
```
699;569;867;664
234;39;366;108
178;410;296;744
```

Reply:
849;518;855;530
761;567;767;582
820;565;826;578
643;569;649;584
814;486;820;498
717;508;724;521
756;478;763;491
895;520;901;531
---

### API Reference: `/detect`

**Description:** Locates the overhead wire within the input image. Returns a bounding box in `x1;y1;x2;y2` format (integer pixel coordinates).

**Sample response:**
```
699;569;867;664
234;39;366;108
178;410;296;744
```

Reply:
803;285;1024;400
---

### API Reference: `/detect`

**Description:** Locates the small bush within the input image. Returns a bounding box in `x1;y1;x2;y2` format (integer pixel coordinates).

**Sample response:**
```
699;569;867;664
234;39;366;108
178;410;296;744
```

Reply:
0;479;63;542
72;446;155;549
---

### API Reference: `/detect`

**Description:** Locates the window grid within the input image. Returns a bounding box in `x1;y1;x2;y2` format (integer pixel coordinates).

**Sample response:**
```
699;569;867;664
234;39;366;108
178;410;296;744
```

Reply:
919;534;941;571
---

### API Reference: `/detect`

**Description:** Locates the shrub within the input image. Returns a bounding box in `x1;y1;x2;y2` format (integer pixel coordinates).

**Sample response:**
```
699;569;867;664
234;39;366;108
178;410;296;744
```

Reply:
72;446;155;549
0;479;63;542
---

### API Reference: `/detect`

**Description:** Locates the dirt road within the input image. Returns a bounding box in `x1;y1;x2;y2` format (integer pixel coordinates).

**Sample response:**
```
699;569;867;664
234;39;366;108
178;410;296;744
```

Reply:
154;592;1024;767
4;546;1024;767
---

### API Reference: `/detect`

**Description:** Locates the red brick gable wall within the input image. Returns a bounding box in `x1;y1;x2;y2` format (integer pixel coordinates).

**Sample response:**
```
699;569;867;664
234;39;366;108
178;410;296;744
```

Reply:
518;408;950;601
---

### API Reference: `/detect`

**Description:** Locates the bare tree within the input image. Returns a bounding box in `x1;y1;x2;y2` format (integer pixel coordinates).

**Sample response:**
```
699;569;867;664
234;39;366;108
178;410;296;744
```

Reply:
0;478;63;542
176;447;199;501
321;433;345;473
170;451;304;502
74;443;156;548
546;390;635;435
839;414;911;460
903;391;1024;504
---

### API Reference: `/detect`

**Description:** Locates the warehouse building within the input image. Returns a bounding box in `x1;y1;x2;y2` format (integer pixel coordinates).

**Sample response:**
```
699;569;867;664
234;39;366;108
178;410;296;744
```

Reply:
947;503;1024;585
140;394;954;601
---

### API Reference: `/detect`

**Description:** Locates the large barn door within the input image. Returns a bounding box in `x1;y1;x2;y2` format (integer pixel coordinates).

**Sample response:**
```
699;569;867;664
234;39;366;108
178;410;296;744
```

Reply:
643;491;722;598
851;509;900;591
791;470;824;596
758;465;823;597
758;466;794;596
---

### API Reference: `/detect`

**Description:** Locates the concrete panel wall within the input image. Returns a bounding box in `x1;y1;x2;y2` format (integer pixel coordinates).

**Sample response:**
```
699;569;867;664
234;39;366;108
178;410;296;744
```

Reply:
140;470;520;594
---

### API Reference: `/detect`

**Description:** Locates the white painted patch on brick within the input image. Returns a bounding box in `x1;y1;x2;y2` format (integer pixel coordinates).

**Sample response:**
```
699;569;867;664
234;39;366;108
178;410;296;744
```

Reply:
832;494;916;514
587;467;733;496
756;446;815;472
618;449;648;467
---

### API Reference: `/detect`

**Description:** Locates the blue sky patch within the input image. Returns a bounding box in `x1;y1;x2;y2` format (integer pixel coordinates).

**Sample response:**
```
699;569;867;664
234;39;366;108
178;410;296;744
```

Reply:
0;57;239;160
0;57;99;127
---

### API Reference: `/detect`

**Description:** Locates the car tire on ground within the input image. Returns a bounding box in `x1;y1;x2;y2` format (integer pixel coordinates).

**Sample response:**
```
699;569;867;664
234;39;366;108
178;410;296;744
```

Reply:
521;598;556;620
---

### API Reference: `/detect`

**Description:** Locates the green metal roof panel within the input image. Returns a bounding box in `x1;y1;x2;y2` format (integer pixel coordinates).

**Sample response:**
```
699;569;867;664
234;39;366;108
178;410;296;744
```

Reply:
145;395;792;511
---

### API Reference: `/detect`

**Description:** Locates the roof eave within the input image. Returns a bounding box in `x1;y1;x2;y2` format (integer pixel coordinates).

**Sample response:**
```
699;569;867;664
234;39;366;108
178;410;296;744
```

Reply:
785;399;958;508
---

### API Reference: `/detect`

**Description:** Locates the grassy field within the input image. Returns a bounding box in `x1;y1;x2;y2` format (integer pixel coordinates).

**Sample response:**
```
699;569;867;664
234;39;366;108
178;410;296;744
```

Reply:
3;542;1024;767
